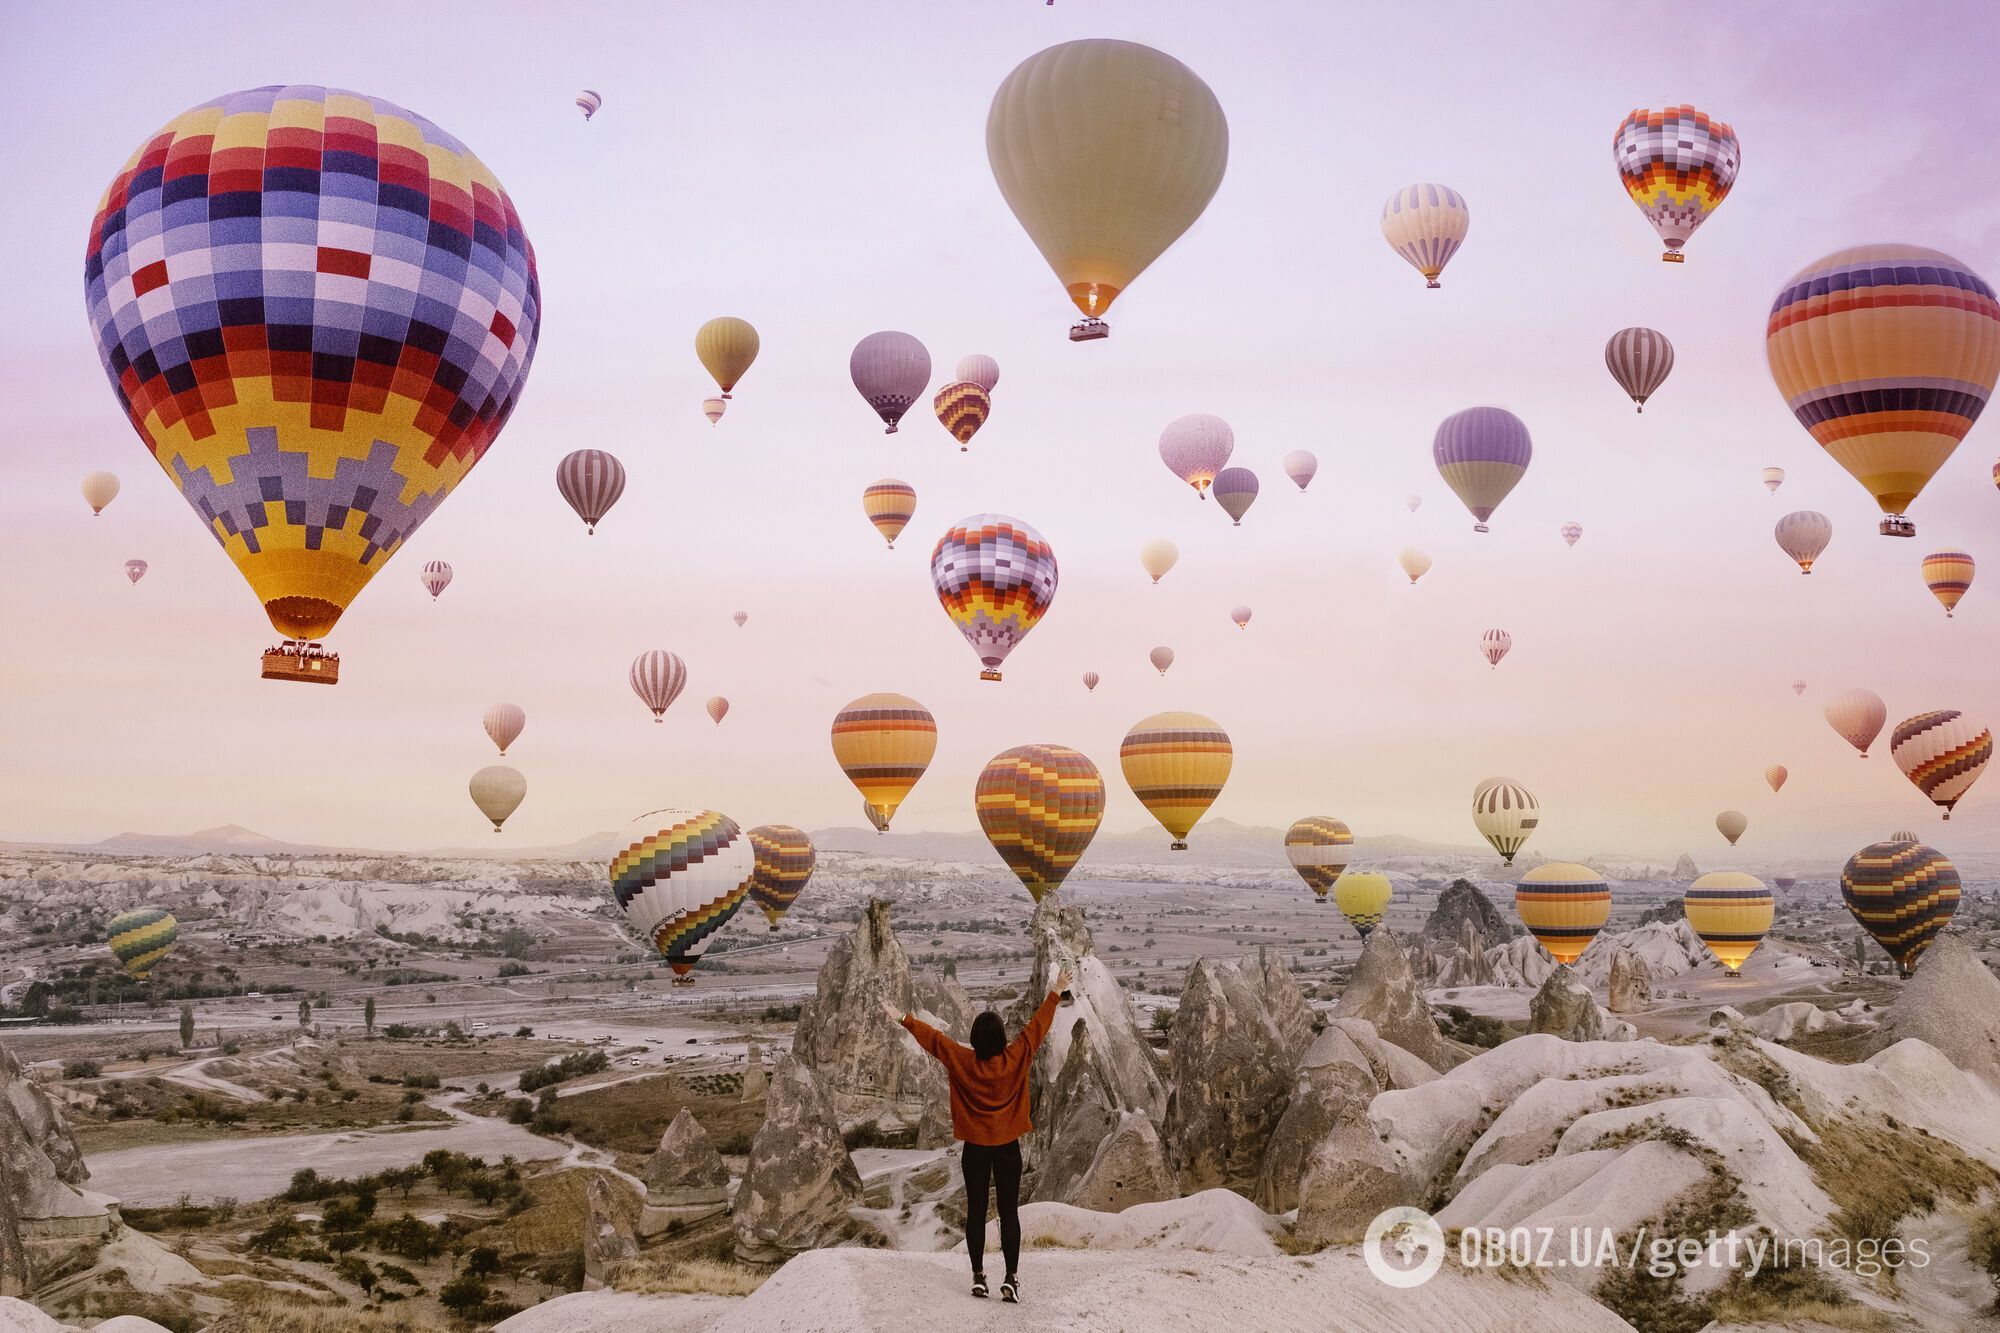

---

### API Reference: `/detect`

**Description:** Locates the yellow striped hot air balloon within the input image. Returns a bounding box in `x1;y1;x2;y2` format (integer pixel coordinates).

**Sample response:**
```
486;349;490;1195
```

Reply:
1119;711;1231;850
1841;839;1959;975
934;381;991;453
1921;550;1974;617
862;480;917;549
107;907;178;980
695;317;759;399
831;693;937;830
1514;863;1610;966
975;744;1106;903
1332;871;1393;940
1889;710;1992;819
1684;872;1772;975
746;824;816;930
1284;816;1353;902
1472;777;1538;865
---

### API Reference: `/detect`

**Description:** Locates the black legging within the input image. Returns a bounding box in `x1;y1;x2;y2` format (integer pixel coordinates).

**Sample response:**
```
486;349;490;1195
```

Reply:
962;1139;1022;1276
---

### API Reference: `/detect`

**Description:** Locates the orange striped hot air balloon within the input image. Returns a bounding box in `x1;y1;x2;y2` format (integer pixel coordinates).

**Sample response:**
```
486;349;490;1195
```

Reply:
1684;872;1772;975
975;744;1106;903
862;479;917;549
745;824;816;930
1921;550;1974;617
934;381;991;452
831;693;937;830
1889;710;1992;819
1514;863;1610;965
1119;711;1231;850
1284;817;1353;902
1841;839;1959;975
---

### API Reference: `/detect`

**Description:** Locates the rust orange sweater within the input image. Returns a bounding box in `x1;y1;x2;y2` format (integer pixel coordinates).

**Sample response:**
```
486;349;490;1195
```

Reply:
901;992;1059;1147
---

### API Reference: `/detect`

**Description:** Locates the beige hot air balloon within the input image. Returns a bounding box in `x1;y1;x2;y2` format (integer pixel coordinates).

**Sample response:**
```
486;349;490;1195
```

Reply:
483;703;526;757
1716;810;1748;846
1149;646;1175;676
1825;688;1887;758
986;39;1228;339
82;471;120;516
1774;510;1832;574
469;765;526;833
1760;466;1785;495
701;397;726;425
1140;539;1179;584
1398;548;1432;585
694;317;759;399
1380;183;1469;289
1765;764;1788;793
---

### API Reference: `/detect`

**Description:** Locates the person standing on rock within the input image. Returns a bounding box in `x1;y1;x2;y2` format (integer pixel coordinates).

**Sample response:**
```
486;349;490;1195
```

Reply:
881;967;1069;1304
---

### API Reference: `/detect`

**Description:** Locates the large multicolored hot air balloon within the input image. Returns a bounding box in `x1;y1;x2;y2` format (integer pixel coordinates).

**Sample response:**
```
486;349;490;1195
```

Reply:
1149;646;1175;676
850;332;930;433
419;560;452;600
1230;605;1251;629
576;90;602;120
1120;711;1231;850
1890;710;1992;819
469;765;526;832
1605;327;1674;412
955;354;1000;394
746;824;816;930
695;317;759;399
862;480;917;549
1473;777;1538;865
558;450;626;535
1716;810;1747;846
975;744;1106;903
706;696;729;725
1434;407;1531;532
1283;450;1317;491
1212;468;1259;525
1082;671;1100;693
1284;816;1353;903
630;650;687;722
1515;863;1610;965
483;703;525;756
85;87;540;666
986;39;1227;338
931;515;1058;681
1159;415;1234;498
1774;510;1832;574
124;559;147;585
609;808;754;981
1761;467;1785;495
934;381;991;452
1333;872;1393;941
1380;183;1469;289
1560;522;1583;547
1824;688;1887;758
1684;872;1772;975
832;693;937;830
1766;245;1999;538
1398;548;1432;585
1612;105;1739;262
1479;629;1512;669
1765;764;1787;793
107;907;177;980
1841;839;1959;975
1921;550;1974;617
82;471;119;515
1140;539;1179;584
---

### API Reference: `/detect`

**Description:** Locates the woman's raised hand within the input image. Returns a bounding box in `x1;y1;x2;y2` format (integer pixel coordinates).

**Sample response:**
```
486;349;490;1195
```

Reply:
1052;966;1073;996
879;998;904;1024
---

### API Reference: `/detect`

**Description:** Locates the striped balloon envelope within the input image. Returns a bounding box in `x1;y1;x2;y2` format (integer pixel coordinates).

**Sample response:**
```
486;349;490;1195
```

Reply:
1921;550;1975;617
1888;829;1921;845
956;354;1000;394
124;559;148;585
1762;467;1785;495
745;824;817;930
1480;629;1512;668
934;381;991;453
1380;182;1469;288
1612;105;1739;262
975;744;1106;903
576;89;602;120
106;907;178;980
1333;871;1393;940
609;809;754;980
1560;522;1582;548
1514;863;1610;966
702;397;726;425
931;515;1058;681
1082;671;1100;693
1841;840;1960;975
1604;327;1675;412
1433;407;1531;533
831;693;937;830
1120;710;1232;850
557;450;626;535
863;799;892;834
1684;872;1772;974
1472;777;1539;865
1889;710;1992;819
482;703;525;756
419;560;452;600
629;651;687;722
1284;816;1354;901
862;479;917;549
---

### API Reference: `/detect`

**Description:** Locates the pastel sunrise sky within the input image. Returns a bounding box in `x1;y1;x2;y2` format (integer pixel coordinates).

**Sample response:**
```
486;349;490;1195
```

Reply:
3;0;1998;861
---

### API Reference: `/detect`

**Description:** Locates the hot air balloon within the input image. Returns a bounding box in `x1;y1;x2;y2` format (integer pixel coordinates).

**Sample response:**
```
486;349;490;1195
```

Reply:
1283;450;1317;491
81;471;119;516
1398;549;1432;585
956;354;1000;394
1765;765;1788;793
732;611;748;628
576;89;602;120
557;450;625;535
630;650;687;722
1211;468;1259;526
1766;245;1999;538
695;317;759;400
1515;863;1610;965
1825;688;1886;757
1922;550;1974;617
1792;680;1807;696
1140;540;1180;584
107;907;178;980
1480;629;1512;669
851;331;931;433
862;480;917;549
1120;711;1231;850
706;696;729;725
1890;710;1992;819
987;39;1227;338
419;560;452;600
1685;872;1772;975
1405;494;1422;512
746;824;816;930
1774;510;1832;574
863;800;892;834
932;515;1058;681
832;693;937;830
124;559;147;585
1888;829;1920;845
975;744;1106;903
935;381;991;452
1612;105;1739;263
1434;407;1531;532
1380;183;1469;289
484;703;525;756
1716;810;1747;846
1333;872;1393;941
1284;816;1353;903
1841;839;1959;975
609;808;754;981
1230;606;1251;630
1604;327;1675;413
1473;777;1539;865
1159;415;1234;498
1774;876;1797;890
702;398;726;425
1560;522;1582;547
86;87;540;674
1149;646;1175;676
470;765;526;833
1761;467;1785;495
1082;671;1100;693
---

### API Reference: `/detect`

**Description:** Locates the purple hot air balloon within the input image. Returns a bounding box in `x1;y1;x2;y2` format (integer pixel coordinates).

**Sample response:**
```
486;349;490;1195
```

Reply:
1211;467;1259;526
1433;406;1532;533
557;449;626;535
1158;414;1234;498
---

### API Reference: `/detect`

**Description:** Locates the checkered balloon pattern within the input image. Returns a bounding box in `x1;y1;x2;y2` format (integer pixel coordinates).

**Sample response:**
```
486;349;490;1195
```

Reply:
930;514;1058;678
83;86;541;641
1612;105;1738;256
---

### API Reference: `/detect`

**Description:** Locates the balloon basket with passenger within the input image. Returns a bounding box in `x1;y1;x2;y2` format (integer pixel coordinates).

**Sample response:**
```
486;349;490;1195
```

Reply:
261;641;340;685
1068;318;1109;342
1879;515;1916;539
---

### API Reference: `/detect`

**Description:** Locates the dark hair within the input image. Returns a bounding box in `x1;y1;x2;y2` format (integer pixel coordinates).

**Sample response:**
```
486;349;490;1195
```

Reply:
970;1010;1006;1061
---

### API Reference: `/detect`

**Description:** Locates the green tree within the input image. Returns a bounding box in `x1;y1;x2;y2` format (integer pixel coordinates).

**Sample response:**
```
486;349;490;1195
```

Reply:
364;995;376;1037
179;1003;194;1049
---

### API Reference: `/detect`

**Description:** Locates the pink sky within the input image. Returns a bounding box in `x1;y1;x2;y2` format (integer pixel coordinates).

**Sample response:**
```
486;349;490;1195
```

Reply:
3;0;1998;860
